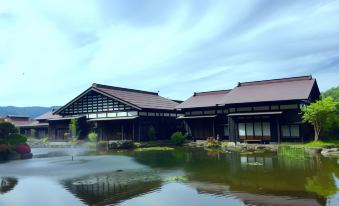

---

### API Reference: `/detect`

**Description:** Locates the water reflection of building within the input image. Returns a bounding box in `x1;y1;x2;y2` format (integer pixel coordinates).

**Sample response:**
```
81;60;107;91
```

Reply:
188;181;325;206
62;171;161;205
0;177;18;194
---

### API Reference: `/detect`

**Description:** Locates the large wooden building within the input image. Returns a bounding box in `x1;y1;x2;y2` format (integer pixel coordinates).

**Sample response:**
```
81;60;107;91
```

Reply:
176;76;320;143
50;83;180;141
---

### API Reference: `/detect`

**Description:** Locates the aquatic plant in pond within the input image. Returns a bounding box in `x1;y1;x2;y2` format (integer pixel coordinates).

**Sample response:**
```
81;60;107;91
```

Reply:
134;147;174;152
165;176;188;182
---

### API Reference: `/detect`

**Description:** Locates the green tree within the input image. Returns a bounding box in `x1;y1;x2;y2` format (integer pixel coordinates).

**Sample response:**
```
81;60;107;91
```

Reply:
69;118;79;139
30;129;36;138
322;86;339;101
0;122;18;140
302;97;338;141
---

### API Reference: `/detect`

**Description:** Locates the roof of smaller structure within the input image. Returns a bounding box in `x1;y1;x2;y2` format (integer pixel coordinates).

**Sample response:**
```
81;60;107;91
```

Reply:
35;111;61;120
176;90;231;109
220;75;318;104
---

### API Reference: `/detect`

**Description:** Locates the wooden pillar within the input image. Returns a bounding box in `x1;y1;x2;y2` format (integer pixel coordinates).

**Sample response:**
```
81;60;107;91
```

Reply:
132;121;135;141
121;124;124;140
212;120;215;137
276;117;281;143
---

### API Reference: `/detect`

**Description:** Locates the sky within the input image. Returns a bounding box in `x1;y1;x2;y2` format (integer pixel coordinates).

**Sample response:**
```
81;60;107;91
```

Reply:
0;0;339;107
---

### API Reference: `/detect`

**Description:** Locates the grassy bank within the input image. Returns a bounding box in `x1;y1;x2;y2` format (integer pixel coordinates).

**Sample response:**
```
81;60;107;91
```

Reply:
281;140;339;148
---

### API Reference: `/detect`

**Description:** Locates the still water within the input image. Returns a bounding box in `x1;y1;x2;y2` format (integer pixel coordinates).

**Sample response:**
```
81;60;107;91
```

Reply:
0;147;338;206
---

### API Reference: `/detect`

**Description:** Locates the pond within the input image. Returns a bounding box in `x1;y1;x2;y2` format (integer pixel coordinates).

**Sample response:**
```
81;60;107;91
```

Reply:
0;147;338;206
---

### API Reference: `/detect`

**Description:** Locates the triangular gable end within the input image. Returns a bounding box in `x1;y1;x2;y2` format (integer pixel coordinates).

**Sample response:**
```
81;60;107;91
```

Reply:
55;88;140;116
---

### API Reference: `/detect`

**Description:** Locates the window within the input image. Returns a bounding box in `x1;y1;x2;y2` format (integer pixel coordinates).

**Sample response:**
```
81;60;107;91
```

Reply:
253;106;269;111
254;122;262;136
139;112;147;116
224;125;229;136
246;123;254;136
280;104;298;110
271;105;279;110
185;112;191;116
204;110;215;115
239;123;246;136
148;112;155;116
191;111;203;115
281;124;300;138
97;113;106;118
128;111;138;116
117;112;127;117
229;108;236;113
237;107;252;112
290;125;300;137
107;112;117;117
262;122;271;136
239;122;271;137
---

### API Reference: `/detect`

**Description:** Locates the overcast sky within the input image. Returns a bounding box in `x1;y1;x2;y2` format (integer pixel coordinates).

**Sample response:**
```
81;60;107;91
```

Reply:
1;0;339;106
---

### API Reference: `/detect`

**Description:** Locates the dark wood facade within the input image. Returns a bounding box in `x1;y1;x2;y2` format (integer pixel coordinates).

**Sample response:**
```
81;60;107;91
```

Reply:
50;84;179;141
177;76;321;143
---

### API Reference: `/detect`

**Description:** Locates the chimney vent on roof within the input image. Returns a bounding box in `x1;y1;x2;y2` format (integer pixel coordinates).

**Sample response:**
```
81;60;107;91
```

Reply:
237;82;241;87
92;83;97;87
193;92;197;96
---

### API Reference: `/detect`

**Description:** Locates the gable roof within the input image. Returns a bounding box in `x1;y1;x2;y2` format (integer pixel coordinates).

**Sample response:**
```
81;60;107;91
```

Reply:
176;90;231;109
54;84;179;115
177;75;320;109
220;75;318;104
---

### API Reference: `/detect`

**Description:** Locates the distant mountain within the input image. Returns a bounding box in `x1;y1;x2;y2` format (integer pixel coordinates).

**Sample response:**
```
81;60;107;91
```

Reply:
0;106;61;118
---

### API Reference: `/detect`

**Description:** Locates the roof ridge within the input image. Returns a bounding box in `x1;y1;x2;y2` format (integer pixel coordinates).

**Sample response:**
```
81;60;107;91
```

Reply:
92;83;159;95
238;75;312;87
194;89;232;96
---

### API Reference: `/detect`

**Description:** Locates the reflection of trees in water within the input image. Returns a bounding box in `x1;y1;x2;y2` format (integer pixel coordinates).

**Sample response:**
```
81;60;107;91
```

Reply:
62;170;161;205
0;177;18;194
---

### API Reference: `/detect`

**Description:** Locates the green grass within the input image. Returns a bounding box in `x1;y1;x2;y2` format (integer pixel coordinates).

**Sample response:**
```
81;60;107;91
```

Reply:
134;147;174;152
304;140;339;148
280;140;339;148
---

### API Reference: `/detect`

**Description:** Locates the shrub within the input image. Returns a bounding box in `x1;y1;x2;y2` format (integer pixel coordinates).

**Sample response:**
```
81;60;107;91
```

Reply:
0;122;18;139
7;134;27;145
171;132;187;145
97;141;108;150
206;137;220;148
88;132;98;142
110;141;134;149
148;126;156;140
14;144;31;154
0;144;7;152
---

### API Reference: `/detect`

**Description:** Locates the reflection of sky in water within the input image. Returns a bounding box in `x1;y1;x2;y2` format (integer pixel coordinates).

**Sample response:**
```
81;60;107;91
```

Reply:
0;177;84;206
326;174;339;206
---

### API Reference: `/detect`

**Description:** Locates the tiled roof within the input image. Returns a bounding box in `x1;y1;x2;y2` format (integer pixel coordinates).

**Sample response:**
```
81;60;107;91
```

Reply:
35;111;61;120
177;75;319;109
220;75;318;104
92;84;179;110
176;90;231;109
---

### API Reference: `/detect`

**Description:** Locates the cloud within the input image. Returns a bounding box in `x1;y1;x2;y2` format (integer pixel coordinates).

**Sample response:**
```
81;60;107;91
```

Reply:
0;0;338;106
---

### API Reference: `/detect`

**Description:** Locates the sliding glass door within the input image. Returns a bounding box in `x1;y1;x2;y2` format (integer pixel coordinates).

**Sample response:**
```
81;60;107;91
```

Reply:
238;121;271;141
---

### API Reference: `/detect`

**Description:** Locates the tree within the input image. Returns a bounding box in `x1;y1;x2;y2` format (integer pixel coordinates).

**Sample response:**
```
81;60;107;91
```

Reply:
322;86;339;101
69;118;79;139
302;97;338;141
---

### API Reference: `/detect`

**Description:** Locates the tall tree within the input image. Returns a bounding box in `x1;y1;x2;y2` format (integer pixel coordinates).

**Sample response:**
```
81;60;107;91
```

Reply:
322;86;339;101
302;97;338;141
